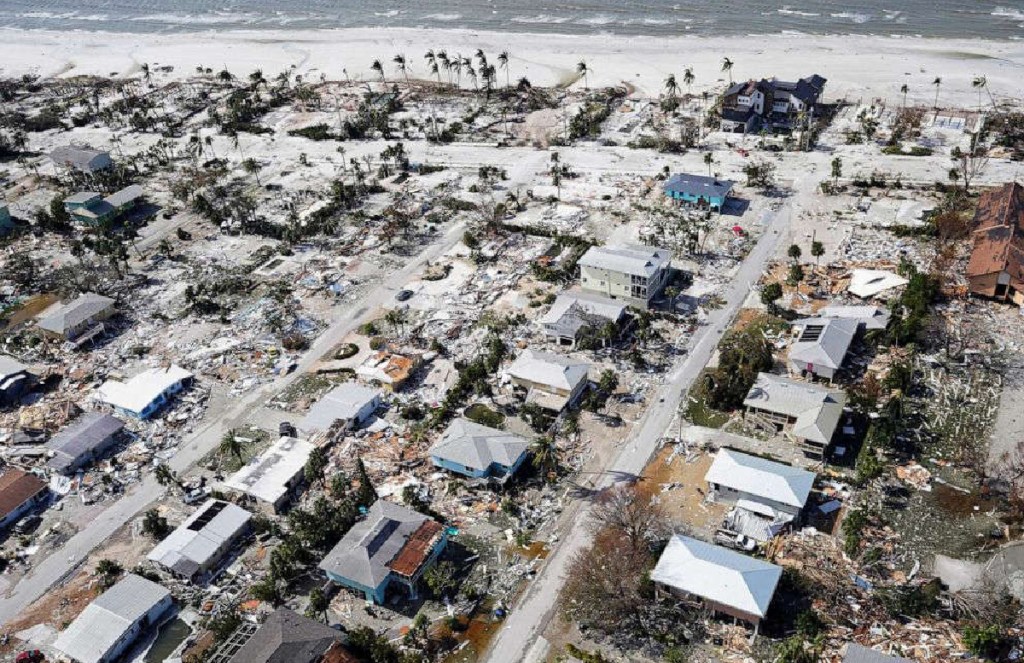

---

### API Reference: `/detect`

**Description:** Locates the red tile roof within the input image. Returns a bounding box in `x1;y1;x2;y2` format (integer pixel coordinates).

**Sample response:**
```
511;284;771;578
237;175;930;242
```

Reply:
0;469;46;519
388;520;443;577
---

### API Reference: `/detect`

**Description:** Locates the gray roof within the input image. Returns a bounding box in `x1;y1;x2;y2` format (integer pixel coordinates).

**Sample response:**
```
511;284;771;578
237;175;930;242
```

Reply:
299;382;380;434
663;173;735;200
50;146;112;172
843;644;911;663
537;291;627;339
430;418;530;474
37;292;115;336
744;373;847;445
817;305;890;331
45;411;125;473
705;449;815;509
577;244;672;278
64;191;101;205
0;355;28;379
789;316;858;372
104;184;144;208
229;607;344;663
507;349;590;392
651;535;782;618
318;500;432;589
147;499;252;579
54;574;171;663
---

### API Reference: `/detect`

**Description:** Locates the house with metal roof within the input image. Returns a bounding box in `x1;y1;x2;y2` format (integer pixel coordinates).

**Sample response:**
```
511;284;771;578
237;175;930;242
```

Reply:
63;185;144;226
36;292;116;343
743;373;847;458
220;436;313;514
298;382;381;436
651;535;782;628
506;349;590;412
50;145;112;174
817;304;890;331
537;291;627;347
706;449;816;542
319;500;447;604
578;244;672;309
95;365;193;419
54;573;172;663
430;418;530;481
787;316;859;381
226;607;357;663
843;643;911;663
0;468;47;530
663;173;735;210
46;412;125;474
0;355;34;406
147;499;252;583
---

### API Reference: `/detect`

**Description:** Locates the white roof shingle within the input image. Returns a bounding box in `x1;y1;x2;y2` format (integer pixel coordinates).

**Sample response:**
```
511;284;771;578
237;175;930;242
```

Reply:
507;349;589;392
789;317;858;372
147;499;252;579
577;244;672;278
705;449;815;509
96;365;193;415
221;436;313;506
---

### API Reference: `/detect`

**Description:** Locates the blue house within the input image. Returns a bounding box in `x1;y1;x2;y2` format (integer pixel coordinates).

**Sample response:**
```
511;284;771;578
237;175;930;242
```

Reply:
663;173;735;211
318;500;447;604
429;417;530;482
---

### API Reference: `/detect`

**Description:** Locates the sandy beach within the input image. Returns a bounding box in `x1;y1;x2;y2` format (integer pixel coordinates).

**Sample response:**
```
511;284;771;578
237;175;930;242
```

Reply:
4;27;1023;107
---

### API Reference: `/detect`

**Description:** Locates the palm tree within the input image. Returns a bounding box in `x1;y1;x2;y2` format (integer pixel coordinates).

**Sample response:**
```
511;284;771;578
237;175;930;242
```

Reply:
900;82;909;108
932;76;942;109
475;48;487;68
550;151;562;198
721;57;734;83
683;66;695;94
664;73;680;102
531;435;558;480
831;156;842;186
465;61;478;90
220;432;244;464
576;60;590;90
703;151;714;177
498;50;510;88
453;53;464;88
370;59;385;83
437;50;451;85
154;464;177;490
972;75;995;109
393;54;409;84
141;62;152;85
242;157;262;185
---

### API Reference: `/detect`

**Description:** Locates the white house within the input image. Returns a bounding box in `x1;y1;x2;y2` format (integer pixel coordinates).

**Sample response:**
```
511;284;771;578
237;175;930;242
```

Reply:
299;382;381;436
577;244;672;309
54;574;173;663
147;499;252;583
220;436;313;514
506;349;590;412
536;291;627;347
743;373;847;457
96;365;193;419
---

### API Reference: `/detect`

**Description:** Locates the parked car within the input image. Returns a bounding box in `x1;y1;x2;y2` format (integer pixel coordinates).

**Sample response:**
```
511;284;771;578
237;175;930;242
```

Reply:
279;421;297;438
13;515;42;536
16;650;44;663
395;289;413;302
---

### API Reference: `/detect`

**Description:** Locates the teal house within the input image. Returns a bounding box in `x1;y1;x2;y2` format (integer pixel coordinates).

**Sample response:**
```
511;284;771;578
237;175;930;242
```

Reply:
318;501;447;604
663;173;735;211
0;203;12;234
64;185;144;226
429;417;530;482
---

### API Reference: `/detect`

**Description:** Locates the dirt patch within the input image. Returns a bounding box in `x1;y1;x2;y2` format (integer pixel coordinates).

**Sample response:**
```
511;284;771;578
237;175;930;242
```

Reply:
640;446;724;535
2;569;99;654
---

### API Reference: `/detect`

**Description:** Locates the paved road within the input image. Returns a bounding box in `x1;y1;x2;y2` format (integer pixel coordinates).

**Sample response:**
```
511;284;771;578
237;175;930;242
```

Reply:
485;183;801;663
0;148;552;627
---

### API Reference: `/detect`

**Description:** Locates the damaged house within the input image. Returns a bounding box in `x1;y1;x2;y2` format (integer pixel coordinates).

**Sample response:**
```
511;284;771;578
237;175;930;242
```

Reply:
743;373;847;458
36;292;116;345
650;535;782;629
966;181;1024;305
95;365;194;420
536;291;628;348
0;355;35;407
720;74;827;133
318;500;447;604
429;417;531;482
706;448;816;543
226;607;357;663
221;436;313;514
45;411;126;475
356;350;422;392
506;349;590;412
49;145;112;174
298;382;381;437
0;468;47;531
147;499;252;583
787;316;858;381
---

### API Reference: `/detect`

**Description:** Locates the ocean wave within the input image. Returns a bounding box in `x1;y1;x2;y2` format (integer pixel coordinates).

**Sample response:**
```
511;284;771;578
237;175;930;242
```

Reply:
777;7;820;18
578;15;615;26
992;6;1024;21
373;10;403;18
130;12;259;25
16;11;108;21
830;11;871;23
423;13;461;21
510;14;571;25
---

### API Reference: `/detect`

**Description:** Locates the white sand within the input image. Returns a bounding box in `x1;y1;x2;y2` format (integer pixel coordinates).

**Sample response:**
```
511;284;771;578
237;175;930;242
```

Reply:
2;27;1022;108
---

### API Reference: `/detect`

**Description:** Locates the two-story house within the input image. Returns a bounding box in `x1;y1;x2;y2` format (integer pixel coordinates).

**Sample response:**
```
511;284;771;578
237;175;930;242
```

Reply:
577;244;672;309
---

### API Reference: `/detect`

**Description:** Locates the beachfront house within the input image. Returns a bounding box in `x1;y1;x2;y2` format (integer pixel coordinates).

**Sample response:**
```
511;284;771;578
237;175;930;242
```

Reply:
506;349;590;412
95;365;194;419
429;417;530;482
147;499;252;583
36;292;116;344
46;411;125;475
220;436;313;514
54;573;172;663
706;448;816;542
577;244;672;309
743;373;847;458
787;316;859;381
721;74;827;133
537;290;628;348
966;182;1024;305
319;500;447;604
663;173;735;211
50;145;112;174
0;468;48;531
651;535;782;629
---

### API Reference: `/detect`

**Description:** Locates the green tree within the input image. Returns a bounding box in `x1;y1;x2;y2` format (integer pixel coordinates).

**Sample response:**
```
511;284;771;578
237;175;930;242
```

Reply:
95;559;123;588
306;587;330;623
760;281;783;314
355;458;377;508
251;575;284;605
787;243;802;263
531;435;558;480
219;432;244;465
787;263;804;286
142;509;170;540
721;57;734;83
830;156;842;186
304;446;328;488
810;240;825;266
424;560;458;598
576;60;589;90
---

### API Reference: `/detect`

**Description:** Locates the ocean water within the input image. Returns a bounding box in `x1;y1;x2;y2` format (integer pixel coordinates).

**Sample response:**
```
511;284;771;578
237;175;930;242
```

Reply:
0;0;1021;38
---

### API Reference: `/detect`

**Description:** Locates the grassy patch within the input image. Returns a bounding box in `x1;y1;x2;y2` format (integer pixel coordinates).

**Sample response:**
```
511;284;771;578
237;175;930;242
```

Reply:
684;377;730;428
464;403;505;428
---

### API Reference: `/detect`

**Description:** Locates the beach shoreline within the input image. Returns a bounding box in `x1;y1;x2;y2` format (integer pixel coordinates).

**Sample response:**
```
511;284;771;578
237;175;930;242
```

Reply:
5;26;1023;106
